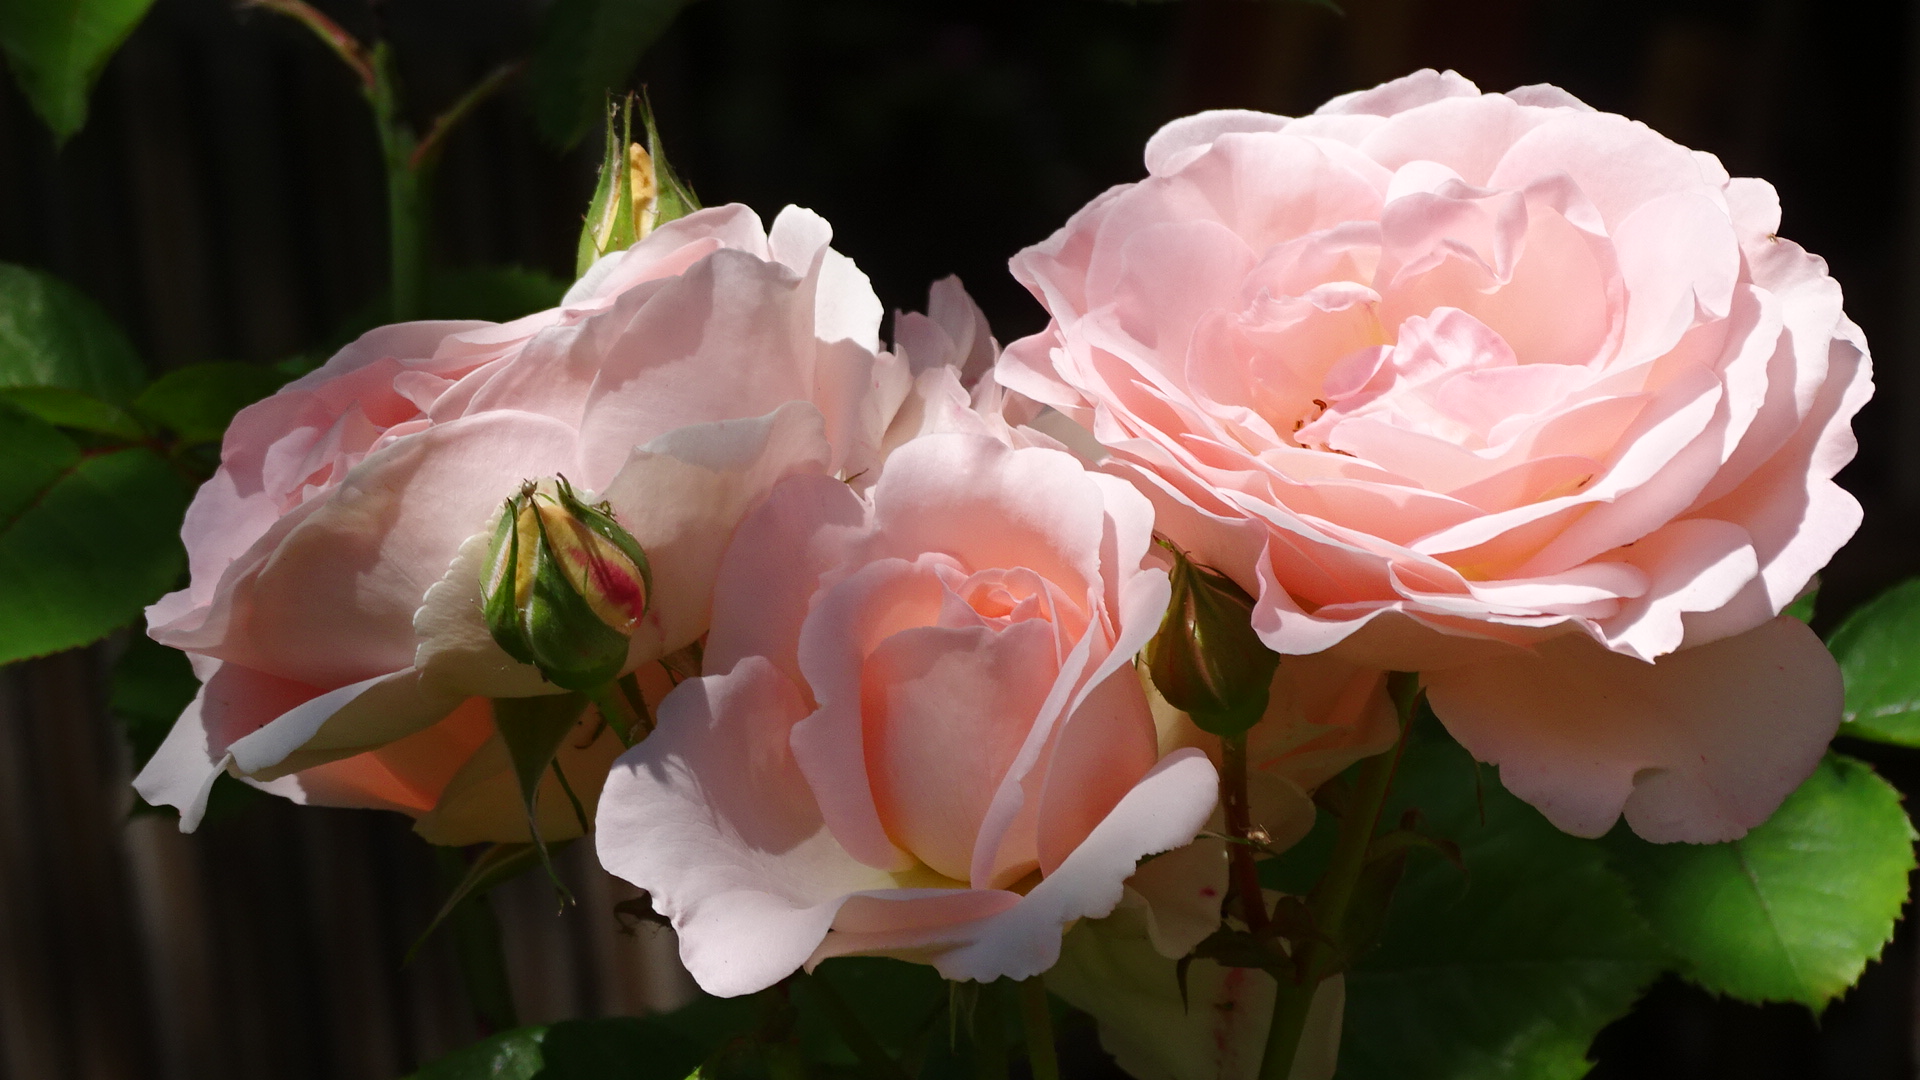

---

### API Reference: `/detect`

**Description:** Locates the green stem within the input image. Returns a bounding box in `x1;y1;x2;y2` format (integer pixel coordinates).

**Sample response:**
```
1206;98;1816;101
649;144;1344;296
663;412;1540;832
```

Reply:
433;846;519;1034
412;60;525;171
586;681;643;747
1017;978;1059;1080
1220;731;1270;934
1257;673;1419;1080
367;42;424;321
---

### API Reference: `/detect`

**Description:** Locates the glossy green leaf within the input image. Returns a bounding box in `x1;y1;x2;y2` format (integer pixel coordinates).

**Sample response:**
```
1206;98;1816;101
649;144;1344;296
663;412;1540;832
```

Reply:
0;402;80;522
0;431;190;663
528;0;696;148
0;385;143;439
1605;753;1914;1010
1336;719;1665;1080
0;0;156;141
1828;577;1920;746
0;263;145;400
133;363;290;445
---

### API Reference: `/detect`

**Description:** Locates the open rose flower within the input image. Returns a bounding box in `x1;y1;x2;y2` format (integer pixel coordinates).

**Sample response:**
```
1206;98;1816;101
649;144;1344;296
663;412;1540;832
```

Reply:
594;434;1218;994
137;204;910;842
999;70;1869;842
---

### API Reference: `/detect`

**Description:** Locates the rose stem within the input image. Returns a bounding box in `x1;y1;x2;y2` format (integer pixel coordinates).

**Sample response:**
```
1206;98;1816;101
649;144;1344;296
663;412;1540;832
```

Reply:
247;0;522;322
586;682;643;748
1017;977;1060;1080
1220;731;1270;934
1257;672;1419;1080
432;846;519;1034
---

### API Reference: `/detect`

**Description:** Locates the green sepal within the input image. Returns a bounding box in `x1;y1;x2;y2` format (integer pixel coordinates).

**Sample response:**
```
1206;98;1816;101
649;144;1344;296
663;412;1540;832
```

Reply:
574;96;639;279
408;840;570;965
490;693;590;896
639;91;699;227
482;496;537;667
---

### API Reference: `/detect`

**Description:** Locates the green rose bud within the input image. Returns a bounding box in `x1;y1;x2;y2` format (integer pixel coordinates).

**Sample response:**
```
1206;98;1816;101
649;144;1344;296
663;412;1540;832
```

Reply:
1146;545;1279;737
482;477;651;691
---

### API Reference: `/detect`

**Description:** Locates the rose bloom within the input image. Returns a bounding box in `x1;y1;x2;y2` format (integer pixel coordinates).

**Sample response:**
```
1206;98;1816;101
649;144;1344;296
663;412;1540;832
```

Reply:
595;433;1219;994
998;70;1871;843
137;205;913;843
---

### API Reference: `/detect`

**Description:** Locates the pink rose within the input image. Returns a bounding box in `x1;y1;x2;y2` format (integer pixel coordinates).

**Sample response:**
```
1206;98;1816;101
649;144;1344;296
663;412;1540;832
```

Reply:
998;70;1869;842
137;205;911;842
594;434;1218;994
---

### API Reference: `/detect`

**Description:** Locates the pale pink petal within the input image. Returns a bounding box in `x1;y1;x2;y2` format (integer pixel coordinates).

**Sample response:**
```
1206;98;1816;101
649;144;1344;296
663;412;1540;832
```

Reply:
806;749;1218;982
1316;68;1480;117
133;660;316;830
209;411;581;688
596;658;899;997
1144;110;1292;176
229;667;461;781
1035;665;1160;875
597;402;837;667
864;620;1061;883
705;471;870;684
1426;617;1842;841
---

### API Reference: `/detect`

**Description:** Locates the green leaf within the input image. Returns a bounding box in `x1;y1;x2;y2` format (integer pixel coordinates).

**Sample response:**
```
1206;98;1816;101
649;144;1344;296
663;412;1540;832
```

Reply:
0;263;145;401
408;999;759;1080
1604;753;1914;1010
0;435;190;663
409;1025;547;1080
1783;580;1818;623
0;385;143;439
1828;577;1920;746
576;98;639;279
0;0;156;141
133;363;290;445
1335;718;1666;1080
0;402;80;522
528;0;696;148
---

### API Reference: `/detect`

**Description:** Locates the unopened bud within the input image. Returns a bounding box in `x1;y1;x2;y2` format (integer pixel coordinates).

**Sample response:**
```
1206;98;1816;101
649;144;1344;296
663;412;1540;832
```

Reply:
1145;545;1278;737
482;477;651;691
575;93;702;278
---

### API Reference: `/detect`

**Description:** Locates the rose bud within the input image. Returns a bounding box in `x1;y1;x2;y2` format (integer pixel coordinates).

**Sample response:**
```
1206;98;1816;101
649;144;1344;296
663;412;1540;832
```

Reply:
1146;545;1280;737
482;477;651;692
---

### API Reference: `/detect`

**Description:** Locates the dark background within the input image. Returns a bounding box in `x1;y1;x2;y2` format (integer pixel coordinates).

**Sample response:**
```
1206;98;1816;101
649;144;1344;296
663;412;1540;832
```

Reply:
1;0;1917;1076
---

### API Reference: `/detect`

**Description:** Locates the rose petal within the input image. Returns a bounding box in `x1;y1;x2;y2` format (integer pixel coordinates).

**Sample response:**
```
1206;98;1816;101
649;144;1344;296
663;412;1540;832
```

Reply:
1426;617;1842;841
